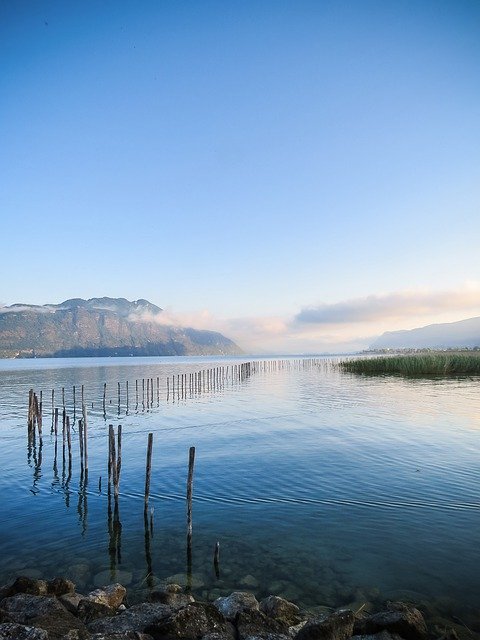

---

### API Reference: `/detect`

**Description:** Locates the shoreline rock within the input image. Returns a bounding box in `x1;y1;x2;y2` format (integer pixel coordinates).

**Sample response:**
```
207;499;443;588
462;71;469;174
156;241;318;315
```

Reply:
0;576;477;640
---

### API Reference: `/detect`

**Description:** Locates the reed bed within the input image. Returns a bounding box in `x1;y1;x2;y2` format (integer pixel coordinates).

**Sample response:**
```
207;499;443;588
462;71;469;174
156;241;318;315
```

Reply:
339;352;480;376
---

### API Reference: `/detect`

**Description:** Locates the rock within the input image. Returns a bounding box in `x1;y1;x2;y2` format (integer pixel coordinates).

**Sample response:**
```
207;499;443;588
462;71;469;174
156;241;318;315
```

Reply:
214;592;260;620
0;594;68;622
353;603;428;640
145;602;235;640
9;578;48;596
78;600;117;623
83;584;127;609
351;632;403;640
0;623;49;639
236;609;288;640
260;596;302;626
295;609;355;640
148;584;195;607
47;578;76;596
93;571;133;588
90;634;154;640
87;602;173;635
0;594;88;639
59;593;84;615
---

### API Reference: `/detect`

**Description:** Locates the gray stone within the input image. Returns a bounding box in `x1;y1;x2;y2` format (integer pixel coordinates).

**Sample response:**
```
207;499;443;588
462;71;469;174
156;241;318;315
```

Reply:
9;578;48;597
0;623;48;639
214;592;260;620
87;602;173;635
236;609;288;640
0;593;88;639
59;593;84;615
90;634;154;640
295;609;355;640
83;584;127;609
47;578;76;596
145;602;235;640
260;596;302;626
353;603;428;640
351;632;403;640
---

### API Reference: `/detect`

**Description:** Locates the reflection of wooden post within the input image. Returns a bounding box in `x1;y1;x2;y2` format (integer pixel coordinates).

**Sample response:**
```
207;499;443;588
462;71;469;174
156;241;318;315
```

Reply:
109;424;118;499
144;433;153;513
214;541;220;579
187;446;195;538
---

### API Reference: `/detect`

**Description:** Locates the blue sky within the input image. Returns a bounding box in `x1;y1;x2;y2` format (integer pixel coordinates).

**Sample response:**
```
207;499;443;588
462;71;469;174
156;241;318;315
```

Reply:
1;1;480;352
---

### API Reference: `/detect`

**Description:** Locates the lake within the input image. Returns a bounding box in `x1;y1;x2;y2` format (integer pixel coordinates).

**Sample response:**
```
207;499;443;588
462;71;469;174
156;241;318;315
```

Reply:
0;355;479;623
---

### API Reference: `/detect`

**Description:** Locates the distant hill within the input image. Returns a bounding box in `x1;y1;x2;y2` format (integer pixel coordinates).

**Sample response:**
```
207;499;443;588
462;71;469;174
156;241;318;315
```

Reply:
370;316;480;350
0;297;243;358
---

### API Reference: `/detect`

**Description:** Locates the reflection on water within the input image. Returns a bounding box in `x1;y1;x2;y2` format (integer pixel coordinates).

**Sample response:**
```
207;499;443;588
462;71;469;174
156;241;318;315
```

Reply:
0;355;479;626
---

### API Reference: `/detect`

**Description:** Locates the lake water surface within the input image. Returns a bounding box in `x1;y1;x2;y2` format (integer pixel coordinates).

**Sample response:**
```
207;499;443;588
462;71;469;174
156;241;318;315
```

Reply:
0;355;478;622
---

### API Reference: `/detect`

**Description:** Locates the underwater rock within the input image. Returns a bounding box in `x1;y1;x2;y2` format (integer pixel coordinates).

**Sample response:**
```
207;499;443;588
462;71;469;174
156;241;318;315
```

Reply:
240;576;260;589
93;571;133;588
164;574;205;589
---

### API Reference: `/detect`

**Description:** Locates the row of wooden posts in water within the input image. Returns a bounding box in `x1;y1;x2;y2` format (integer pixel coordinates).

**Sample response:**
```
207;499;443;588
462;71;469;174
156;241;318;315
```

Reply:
25;358;328;584
28;358;329;425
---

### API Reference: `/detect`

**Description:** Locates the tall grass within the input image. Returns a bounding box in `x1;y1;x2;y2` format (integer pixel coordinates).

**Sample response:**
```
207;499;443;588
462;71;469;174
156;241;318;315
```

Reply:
339;353;480;376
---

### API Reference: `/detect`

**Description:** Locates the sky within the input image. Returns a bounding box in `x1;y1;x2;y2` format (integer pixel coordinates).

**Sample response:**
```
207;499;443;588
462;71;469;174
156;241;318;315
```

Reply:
1;0;480;353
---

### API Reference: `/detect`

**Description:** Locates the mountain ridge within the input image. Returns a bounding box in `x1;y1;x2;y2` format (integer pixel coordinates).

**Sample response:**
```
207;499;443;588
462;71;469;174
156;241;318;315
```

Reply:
0;297;242;358
370;315;480;350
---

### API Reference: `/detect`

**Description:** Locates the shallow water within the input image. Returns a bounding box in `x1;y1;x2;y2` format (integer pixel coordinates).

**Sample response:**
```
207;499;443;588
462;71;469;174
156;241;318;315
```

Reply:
0;355;479;621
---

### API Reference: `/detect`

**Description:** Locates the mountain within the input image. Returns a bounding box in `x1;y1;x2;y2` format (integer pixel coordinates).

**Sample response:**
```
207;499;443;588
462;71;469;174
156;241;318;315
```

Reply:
0;297;243;358
370;316;480;350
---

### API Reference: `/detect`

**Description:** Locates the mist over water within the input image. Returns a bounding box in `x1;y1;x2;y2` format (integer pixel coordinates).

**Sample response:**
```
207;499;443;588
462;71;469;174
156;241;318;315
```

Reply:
0;355;479;620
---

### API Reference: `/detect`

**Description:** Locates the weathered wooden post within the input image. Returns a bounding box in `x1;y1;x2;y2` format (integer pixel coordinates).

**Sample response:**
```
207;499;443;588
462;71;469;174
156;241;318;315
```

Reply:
186;446;195;539
144;433;153;514
82;403;88;473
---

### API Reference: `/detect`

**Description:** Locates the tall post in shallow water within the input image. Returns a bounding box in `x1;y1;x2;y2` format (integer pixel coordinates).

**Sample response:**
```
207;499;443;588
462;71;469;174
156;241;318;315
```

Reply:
186;446;195;591
82;403;88;475
186;446;195;539
144;433;153;514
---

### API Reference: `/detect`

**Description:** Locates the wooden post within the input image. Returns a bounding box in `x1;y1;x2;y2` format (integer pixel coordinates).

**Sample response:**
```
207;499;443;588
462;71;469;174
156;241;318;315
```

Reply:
117;424;122;479
103;383;107;416
82;403;88;472
78;419;84;469
186;446;195;539
144;433;153;513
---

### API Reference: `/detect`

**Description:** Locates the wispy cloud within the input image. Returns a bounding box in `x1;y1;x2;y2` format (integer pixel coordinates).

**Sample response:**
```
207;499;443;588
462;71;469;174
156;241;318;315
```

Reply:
295;283;480;325
125;283;480;353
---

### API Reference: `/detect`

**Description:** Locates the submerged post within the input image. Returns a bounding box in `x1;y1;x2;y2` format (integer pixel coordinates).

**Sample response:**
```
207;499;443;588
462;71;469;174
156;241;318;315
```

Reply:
186;446;195;539
144;433;153;514
82;403;88;473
